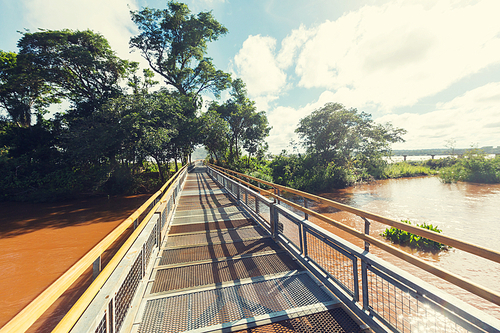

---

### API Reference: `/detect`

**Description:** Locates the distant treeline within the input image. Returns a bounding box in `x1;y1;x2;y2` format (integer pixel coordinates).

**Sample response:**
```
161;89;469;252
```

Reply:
393;146;500;156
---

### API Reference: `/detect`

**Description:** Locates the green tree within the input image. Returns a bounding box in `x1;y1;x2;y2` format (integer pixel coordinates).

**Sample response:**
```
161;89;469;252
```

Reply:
18;29;132;105
211;79;271;164
130;1;231;103
200;109;230;162
103;89;183;182
296;103;405;174
0;50;57;127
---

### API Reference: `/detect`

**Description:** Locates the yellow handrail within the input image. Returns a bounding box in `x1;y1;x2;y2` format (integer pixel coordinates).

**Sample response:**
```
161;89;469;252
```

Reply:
0;164;188;333
208;163;500;265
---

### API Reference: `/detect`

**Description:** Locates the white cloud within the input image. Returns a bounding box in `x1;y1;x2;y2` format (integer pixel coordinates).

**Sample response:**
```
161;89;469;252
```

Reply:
292;0;500;110
21;0;140;62
233;35;287;110
376;82;500;149
276;24;315;69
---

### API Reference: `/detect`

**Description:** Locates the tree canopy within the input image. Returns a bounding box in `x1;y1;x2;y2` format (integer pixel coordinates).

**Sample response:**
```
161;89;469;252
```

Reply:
296;102;406;169
18;29;132;105
209;79;271;164
0;50;56;127
0;3;271;202
268;103;406;191
130;1;231;102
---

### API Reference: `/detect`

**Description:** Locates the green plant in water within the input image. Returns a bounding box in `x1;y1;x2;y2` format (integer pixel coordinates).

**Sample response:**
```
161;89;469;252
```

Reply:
381;219;448;251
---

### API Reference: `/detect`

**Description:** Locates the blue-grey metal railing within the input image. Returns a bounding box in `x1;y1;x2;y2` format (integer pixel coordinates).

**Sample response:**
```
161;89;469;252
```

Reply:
61;162;193;333
207;165;500;333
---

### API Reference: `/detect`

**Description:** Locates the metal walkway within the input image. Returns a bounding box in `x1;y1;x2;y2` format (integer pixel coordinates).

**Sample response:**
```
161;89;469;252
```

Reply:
130;167;363;333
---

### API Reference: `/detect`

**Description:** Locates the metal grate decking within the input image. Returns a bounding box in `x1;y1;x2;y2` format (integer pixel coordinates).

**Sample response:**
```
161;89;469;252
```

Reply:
233;308;362;333
130;166;362;333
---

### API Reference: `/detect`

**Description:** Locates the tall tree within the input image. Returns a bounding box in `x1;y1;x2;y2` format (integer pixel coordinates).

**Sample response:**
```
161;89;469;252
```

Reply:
102;89;183;182
17;29;132;106
200;109;230;162
0;50;56;127
296;102;406;172
211;79;271;164
129;1;231;103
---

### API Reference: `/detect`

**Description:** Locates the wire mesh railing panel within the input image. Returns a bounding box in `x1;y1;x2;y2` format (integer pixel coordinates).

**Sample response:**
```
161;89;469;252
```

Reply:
161;205;167;230
144;226;157;269
367;267;472;333
94;315;106;333
246;192;257;214
114;250;143;332
304;230;357;298
256;199;271;226
276;210;301;252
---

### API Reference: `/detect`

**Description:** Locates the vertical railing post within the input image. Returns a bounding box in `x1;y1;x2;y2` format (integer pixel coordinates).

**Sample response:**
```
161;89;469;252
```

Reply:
92;256;101;280
361;260;369;311
361;217;371;310
363;217;370;252
302;225;308;257
303;196;308;220
353;257;360;302
270;203;278;239
236;180;241;202
155;211;162;246
108;298;115;333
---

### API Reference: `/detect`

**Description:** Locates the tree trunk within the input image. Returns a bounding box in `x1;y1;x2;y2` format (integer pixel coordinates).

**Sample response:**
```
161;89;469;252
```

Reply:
174;155;178;172
154;157;165;183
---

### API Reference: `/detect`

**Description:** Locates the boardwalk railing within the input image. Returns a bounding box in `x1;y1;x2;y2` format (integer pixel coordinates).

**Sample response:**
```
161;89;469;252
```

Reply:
1;163;193;333
207;164;500;333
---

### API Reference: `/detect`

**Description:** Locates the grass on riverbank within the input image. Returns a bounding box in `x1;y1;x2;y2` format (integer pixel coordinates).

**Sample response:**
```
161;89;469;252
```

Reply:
383;162;436;179
439;152;500;183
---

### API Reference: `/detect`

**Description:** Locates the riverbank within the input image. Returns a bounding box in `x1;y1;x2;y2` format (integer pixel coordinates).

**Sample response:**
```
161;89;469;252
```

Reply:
0;194;150;332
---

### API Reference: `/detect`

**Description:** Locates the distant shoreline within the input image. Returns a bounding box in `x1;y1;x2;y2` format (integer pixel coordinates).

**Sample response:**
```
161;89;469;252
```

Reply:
393;146;499;156
386;154;496;163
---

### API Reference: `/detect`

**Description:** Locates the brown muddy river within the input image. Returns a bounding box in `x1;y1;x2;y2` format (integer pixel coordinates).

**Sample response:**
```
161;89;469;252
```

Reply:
0;194;150;331
306;176;500;319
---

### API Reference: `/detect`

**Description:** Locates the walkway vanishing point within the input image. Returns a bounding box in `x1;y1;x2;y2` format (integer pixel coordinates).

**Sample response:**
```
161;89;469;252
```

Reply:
126;166;362;332
3;162;500;333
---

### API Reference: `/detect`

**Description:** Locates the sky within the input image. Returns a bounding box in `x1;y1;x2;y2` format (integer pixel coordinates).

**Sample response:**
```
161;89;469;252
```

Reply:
1;0;499;153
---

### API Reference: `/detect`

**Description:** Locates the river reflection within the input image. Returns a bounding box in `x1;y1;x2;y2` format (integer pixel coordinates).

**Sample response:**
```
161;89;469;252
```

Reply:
285;176;500;319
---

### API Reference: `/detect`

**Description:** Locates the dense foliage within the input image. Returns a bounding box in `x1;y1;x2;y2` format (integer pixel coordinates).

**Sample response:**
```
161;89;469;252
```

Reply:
381;220;448;252
267;103;406;192
0;2;270;202
130;2;231;102
207;79;271;166
439;150;500;183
